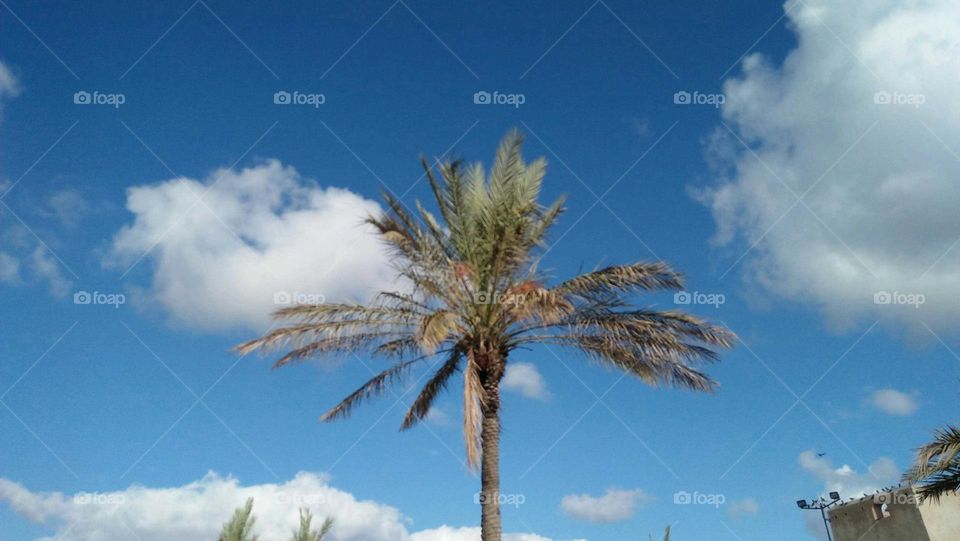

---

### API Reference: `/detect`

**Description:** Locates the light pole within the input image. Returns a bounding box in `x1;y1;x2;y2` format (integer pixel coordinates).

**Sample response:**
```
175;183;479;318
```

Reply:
797;492;842;541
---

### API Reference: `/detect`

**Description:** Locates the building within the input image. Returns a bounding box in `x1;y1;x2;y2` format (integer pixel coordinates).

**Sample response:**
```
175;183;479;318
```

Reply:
828;486;960;541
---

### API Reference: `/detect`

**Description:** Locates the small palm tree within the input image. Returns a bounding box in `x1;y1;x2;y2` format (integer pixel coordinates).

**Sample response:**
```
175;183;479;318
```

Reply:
291;508;334;541
219;498;257;541
905;425;960;501
236;131;733;541
649;525;671;541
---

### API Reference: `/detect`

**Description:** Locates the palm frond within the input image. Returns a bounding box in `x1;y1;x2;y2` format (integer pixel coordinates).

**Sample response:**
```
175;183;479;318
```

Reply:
290;508;333;541
905;425;960;501
536;334;718;392
219;498;258;541
553;262;685;297
402;349;463;429
320;354;440;422
463;353;486;468
416;310;459;353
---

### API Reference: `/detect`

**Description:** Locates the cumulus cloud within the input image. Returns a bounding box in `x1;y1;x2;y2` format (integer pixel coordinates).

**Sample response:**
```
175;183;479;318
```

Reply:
559;488;651;523
0;59;20;119
0;472;563;541
0;472;408;541
726;498;759;518
0;195;74;296
866;388;919;416
799;450;899;501
0;251;19;283
44;189;89;229
701;0;960;334
108;160;397;331
29;246;71;297
502;363;549;400
798;450;900;538
425;407;450;426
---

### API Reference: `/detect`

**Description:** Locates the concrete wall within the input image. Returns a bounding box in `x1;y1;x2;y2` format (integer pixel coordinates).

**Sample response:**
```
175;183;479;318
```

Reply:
828;487;960;541
828;490;930;541
917;491;960;541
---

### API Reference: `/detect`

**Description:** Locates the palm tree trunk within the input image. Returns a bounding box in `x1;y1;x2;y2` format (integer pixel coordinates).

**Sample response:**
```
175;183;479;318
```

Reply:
480;382;502;541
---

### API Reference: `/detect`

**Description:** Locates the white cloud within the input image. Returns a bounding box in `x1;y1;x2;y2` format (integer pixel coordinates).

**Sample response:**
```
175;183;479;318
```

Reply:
425;407;450;426
0;60;20;120
502;363;549;400
726;498;759;518
798;450;900;539
107;160;397;331
0;190;74;296
0;472;565;541
0;61;18;96
867;388;919;416
701;0;960;334
0;251;19;283
0;472;407;541
559;488;650;523
29;246;70;297
799;450;899;501
45;189;89;229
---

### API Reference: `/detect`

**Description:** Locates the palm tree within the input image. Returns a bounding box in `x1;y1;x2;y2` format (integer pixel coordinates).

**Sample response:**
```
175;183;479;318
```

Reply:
219;498;257;541
235;131;733;541
290;508;333;541
649;525;671;541
905;425;960;501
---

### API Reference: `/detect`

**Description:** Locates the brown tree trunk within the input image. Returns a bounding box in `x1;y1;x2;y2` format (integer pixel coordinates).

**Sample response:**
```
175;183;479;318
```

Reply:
480;380;502;541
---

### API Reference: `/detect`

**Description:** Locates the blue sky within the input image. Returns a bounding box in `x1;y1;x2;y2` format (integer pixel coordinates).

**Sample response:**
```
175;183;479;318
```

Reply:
1;1;959;540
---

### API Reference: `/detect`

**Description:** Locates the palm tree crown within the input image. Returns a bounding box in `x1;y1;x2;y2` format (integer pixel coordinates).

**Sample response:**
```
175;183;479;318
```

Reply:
906;424;960;501
236;130;733;540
